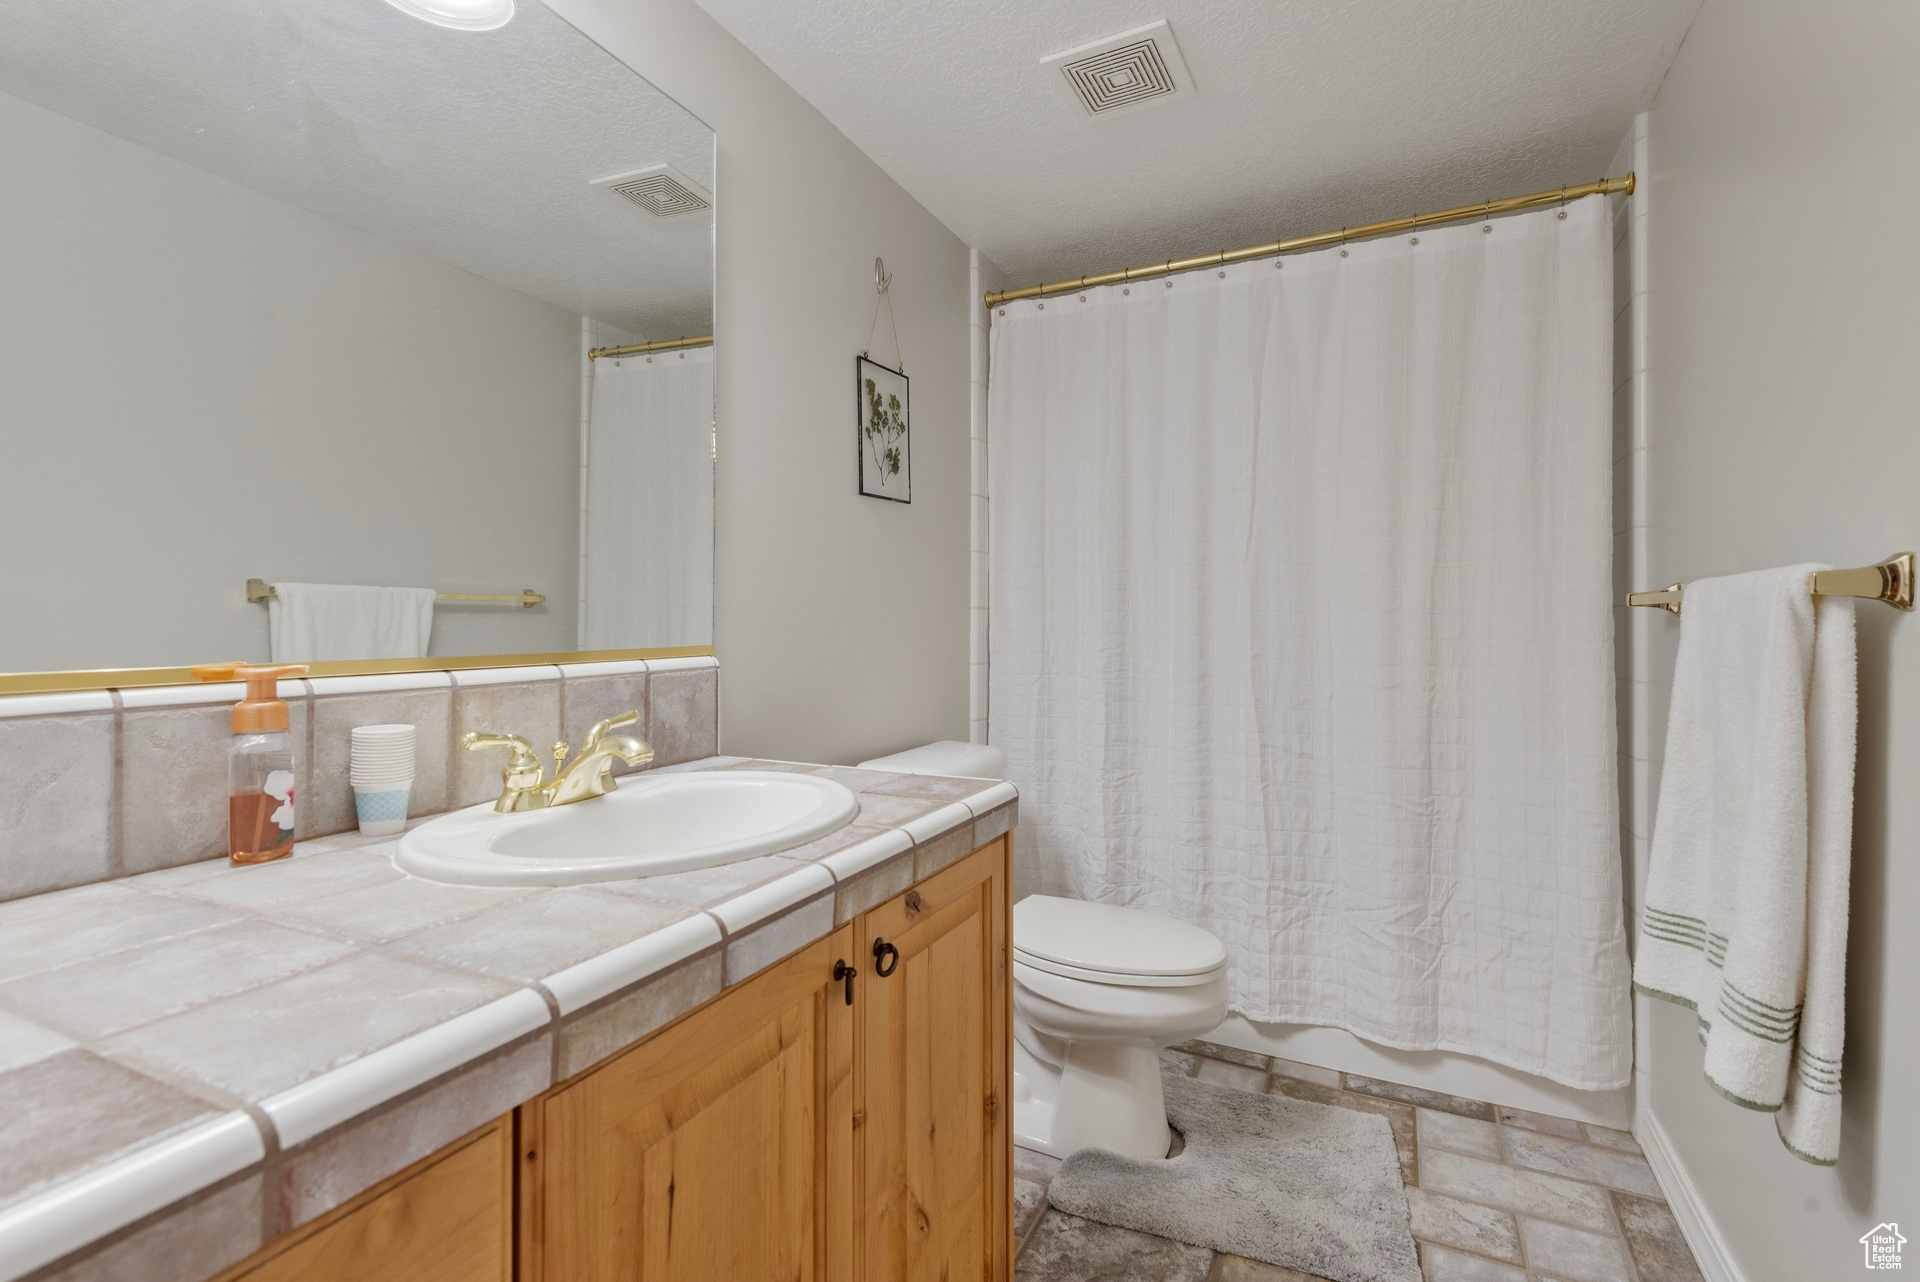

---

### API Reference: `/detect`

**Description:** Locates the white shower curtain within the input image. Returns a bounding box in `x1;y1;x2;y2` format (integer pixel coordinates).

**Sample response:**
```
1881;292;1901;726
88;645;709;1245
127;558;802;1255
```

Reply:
988;196;1629;1089
582;346;714;649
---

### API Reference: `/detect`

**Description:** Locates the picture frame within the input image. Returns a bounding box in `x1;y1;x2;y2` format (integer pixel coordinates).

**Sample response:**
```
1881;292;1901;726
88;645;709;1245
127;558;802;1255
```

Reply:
856;355;911;503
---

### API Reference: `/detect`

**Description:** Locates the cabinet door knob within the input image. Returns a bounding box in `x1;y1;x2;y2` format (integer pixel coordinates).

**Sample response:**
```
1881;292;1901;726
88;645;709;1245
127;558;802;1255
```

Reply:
832;959;858;1005
872;937;900;977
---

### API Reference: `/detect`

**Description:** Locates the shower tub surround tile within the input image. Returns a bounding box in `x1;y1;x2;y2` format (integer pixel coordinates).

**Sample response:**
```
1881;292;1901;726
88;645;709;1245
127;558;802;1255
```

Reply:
1012;1041;1701;1282
0;751;1014;1280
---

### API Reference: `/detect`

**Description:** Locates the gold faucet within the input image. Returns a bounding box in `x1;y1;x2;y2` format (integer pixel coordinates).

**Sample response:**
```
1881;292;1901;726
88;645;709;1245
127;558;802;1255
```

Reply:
461;710;653;812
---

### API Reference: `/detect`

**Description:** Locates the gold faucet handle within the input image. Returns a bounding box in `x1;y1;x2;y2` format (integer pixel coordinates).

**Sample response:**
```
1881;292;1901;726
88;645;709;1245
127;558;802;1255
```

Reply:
461;731;536;763
461;732;546;810
580;709;641;753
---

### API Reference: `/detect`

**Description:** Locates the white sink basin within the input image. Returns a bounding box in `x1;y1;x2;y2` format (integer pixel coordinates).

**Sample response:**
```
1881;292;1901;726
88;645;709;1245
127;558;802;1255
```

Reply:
395;770;859;887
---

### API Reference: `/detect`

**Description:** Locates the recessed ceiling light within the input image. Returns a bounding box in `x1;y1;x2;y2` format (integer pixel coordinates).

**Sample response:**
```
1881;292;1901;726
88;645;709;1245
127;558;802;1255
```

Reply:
382;0;514;32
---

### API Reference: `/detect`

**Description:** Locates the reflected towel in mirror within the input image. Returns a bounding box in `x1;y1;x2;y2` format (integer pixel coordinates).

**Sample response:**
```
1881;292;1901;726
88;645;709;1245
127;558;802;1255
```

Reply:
267;582;435;662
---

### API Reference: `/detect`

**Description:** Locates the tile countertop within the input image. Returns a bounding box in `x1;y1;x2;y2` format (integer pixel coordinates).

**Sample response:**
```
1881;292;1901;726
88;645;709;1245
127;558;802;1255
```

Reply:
0;757;1016;1282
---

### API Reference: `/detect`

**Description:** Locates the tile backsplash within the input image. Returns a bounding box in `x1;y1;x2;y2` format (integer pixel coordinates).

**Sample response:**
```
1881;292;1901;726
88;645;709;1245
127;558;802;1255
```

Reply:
0;657;719;903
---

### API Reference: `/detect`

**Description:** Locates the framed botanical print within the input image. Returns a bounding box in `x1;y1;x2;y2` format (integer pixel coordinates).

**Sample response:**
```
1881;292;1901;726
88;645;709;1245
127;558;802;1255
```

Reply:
857;355;911;503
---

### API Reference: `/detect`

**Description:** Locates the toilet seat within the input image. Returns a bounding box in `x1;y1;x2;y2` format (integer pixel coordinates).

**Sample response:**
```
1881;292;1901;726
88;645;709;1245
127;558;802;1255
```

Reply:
1013;895;1227;987
1011;948;1224;987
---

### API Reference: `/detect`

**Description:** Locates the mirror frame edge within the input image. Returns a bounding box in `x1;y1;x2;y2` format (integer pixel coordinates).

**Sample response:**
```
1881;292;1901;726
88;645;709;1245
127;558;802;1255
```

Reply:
0;647;716;697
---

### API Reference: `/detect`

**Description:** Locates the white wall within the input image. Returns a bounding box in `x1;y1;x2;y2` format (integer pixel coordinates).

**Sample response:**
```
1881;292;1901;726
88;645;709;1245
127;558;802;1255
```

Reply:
1639;3;1920;1277
547;0;972;766
0;89;582;672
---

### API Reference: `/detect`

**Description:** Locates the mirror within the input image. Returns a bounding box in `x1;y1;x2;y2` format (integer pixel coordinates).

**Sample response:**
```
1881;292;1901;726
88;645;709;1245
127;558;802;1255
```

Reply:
0;0;715;675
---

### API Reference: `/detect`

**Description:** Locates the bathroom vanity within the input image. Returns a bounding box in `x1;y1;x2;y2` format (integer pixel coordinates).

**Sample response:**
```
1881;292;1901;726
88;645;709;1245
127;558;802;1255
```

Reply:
213;835;1010;1282
0;672;1016;1282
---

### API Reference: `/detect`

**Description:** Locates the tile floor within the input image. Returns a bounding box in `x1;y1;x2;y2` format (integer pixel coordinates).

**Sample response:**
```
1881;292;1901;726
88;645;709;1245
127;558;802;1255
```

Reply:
1013;1040;1705;1282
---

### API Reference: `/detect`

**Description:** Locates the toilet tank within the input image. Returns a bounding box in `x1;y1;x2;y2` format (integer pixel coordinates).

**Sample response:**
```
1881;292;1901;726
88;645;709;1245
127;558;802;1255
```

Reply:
856;739;1006;780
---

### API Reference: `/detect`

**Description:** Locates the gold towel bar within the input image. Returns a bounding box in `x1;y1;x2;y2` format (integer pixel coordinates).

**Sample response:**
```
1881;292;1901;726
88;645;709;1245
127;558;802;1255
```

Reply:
1626;553;1914;616
246;579;545;609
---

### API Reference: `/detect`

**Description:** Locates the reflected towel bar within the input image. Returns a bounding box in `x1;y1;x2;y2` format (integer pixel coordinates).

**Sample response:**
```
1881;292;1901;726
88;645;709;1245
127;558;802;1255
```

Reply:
1627;552;1914;616
246;579;545;609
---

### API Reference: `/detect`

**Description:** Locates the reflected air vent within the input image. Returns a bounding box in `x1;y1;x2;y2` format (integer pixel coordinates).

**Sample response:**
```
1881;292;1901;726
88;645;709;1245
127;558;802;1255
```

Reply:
1042;20;1194;119
591;163;712;219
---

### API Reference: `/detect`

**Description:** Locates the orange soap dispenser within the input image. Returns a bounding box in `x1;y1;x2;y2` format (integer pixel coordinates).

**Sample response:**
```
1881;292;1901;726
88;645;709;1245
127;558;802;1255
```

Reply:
192;663;310;864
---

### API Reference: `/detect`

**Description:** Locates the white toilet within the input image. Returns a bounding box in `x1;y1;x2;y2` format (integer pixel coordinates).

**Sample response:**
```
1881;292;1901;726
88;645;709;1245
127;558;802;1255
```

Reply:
857;740;1230;1162
1010;896;1228;1159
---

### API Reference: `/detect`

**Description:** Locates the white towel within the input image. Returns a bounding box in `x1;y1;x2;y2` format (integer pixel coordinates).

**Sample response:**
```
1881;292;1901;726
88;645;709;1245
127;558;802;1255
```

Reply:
1635;565;1856;1164
266;582;436;662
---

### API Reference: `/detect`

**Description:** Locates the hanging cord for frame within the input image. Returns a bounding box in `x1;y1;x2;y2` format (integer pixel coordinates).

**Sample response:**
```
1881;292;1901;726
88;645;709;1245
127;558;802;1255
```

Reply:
863;257;904;372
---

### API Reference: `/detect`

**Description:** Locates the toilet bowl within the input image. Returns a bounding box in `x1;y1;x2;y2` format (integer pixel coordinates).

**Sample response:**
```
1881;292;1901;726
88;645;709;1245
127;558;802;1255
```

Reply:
1011;896;1228;1160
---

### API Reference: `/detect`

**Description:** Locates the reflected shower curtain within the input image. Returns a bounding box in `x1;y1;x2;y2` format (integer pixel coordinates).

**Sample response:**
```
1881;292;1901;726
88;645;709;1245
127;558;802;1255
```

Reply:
988;197;1630;1089
582;346;714;649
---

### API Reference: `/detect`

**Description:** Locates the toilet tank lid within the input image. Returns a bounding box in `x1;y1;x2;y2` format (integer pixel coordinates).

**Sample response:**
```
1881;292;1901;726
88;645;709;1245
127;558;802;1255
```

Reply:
1013;895;1227;978
856;740;1007;780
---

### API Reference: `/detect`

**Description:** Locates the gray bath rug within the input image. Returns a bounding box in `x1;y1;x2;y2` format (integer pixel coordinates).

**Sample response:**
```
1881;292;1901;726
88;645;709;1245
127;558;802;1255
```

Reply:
1045;1072;1420;1282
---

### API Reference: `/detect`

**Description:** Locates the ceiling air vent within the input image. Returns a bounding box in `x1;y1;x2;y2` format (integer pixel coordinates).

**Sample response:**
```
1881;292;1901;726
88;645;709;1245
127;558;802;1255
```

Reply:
590;163;712;219
1042;19;1194;120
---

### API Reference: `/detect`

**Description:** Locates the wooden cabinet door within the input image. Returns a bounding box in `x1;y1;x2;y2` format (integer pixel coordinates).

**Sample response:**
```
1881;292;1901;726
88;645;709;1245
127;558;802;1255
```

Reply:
527;925;857;1282
855;838;1011;1282
219;1120;511;1282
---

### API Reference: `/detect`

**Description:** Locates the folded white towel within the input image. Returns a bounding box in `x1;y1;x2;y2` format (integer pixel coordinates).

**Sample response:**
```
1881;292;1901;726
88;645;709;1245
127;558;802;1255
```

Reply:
1635;565;1856;1164
267;582;436;663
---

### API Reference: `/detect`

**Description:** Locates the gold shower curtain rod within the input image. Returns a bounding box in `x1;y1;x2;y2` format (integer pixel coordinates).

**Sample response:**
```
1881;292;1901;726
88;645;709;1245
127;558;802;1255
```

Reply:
587;334;714;360
983;174;1635;308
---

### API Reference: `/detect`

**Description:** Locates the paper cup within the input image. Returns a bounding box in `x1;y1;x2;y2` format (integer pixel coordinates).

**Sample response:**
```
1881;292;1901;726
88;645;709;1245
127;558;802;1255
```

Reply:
354;782;412;836
351;724;416;795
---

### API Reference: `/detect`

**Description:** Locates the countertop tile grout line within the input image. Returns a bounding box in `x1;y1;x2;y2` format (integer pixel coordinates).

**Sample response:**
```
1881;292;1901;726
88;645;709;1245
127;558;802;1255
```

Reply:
107;689;124;880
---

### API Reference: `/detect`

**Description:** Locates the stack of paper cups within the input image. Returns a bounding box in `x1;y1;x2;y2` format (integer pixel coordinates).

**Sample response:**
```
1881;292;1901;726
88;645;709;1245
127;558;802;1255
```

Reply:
350;724;415;836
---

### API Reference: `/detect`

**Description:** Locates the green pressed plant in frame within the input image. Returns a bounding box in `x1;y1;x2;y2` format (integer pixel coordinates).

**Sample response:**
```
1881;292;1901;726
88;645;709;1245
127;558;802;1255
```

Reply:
865;377;906;478
857;355;911;502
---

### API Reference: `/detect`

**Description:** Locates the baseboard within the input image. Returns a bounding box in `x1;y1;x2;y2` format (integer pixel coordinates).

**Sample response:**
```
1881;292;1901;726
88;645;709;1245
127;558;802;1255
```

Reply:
1637;1108;1746;1282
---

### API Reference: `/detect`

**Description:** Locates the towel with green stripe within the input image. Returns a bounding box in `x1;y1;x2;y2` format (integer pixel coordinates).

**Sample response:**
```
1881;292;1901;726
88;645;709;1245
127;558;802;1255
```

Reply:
1635;564;1857;1165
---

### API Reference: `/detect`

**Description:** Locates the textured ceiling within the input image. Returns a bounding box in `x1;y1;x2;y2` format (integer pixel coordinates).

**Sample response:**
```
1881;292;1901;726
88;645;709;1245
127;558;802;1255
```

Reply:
692;0;1698;283
0;0;713;336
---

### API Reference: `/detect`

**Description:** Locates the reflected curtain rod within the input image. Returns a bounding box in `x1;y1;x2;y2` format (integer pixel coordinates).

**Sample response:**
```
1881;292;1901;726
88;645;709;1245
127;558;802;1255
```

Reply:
587;334;714;360
983;174;1635;308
